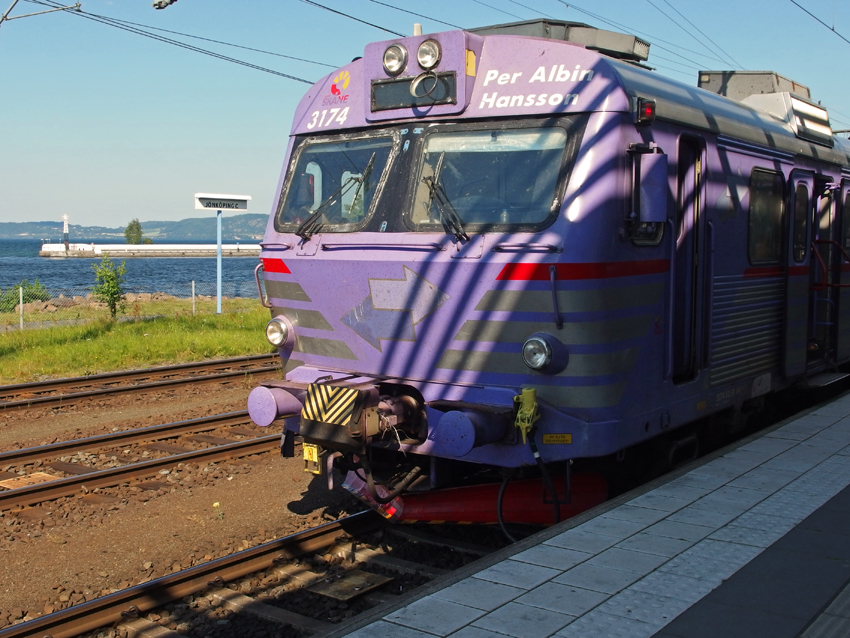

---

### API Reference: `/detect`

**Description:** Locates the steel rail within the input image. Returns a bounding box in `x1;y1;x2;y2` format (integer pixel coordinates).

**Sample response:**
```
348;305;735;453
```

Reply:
0;511;382;638
0;353;279;398
0;434;281;511
0;366;280;414
0;411;256;467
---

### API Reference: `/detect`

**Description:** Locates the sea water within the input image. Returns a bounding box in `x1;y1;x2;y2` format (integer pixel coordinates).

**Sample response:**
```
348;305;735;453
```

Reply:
0;239;261;297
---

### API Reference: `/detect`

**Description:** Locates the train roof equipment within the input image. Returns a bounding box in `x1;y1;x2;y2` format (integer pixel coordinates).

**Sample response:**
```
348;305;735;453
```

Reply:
467;19;651;63
352;19;849;162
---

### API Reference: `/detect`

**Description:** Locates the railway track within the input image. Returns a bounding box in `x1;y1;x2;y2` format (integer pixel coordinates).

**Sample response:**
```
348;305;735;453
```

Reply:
0;410;255;468
0;434;280;511
0;411;289;511
0;511;499;638
0;513;382;638
0;353;281;413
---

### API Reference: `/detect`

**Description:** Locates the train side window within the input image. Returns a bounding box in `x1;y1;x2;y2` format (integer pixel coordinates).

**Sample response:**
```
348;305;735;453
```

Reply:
792;184;808;262
748;169;785;264
844;192;850;250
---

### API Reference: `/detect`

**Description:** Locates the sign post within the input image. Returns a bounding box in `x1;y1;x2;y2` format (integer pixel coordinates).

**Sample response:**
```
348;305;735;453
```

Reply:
194;193;251;314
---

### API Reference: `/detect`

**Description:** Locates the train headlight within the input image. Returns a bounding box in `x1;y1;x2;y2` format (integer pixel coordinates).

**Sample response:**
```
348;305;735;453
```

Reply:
416;39;441;70
521;333;569;374
383;44;408;76
265;317;290;347
522;337;552;370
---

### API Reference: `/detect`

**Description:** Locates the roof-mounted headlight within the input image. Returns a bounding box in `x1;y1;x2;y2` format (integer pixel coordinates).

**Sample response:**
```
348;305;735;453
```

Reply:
417;39;441;70
383;44;407;76
521;333;569;374
266;317;291;347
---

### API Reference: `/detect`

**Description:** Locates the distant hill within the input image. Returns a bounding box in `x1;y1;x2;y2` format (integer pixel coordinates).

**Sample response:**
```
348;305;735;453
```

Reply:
0;214;268;242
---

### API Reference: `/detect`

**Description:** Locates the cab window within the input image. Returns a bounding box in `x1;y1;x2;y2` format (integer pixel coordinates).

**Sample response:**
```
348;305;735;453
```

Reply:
276;135;395;232
408;126;568;232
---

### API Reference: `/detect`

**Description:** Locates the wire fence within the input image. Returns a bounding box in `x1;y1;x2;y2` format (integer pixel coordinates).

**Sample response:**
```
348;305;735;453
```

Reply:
0;281;262;331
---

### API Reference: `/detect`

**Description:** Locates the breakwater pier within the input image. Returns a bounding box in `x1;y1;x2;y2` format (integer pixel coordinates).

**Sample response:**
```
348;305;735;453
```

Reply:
38;243;261;258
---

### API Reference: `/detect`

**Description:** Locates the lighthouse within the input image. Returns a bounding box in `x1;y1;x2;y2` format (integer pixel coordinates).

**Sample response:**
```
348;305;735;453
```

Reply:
62;214;70;252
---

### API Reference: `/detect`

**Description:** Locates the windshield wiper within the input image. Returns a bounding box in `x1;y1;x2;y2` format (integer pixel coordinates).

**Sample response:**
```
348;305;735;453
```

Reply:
345;152;376;220
295;177;355;241
422;153;469;242
296;153;377;241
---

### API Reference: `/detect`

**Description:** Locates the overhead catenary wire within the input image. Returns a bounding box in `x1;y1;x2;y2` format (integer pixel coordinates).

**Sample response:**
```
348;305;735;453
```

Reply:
364;0;462;30
505;0;557;20
296;0;404;37
25;0;317;82
66;11;341;69
643;0;741;70
645;62;696;82
788;0;850;47
643;0;735;68
786;0;850;127
659;0;742;69
557;0;737;69
470;0;524;21
650;53;705;74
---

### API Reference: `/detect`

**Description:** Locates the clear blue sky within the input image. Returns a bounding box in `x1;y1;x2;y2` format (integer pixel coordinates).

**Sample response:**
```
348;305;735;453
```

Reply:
1;0;848;228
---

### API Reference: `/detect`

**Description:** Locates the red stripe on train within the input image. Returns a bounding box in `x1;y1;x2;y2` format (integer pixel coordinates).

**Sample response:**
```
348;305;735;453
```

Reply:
262;258;291;274
744;266;810;278
496;259;670;281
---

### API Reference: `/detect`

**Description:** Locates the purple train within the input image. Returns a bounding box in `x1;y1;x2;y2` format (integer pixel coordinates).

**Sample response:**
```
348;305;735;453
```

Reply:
248;19;850;524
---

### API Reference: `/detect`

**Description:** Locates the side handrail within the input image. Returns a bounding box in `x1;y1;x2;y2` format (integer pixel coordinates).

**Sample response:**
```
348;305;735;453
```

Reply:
254;263;273;308
549;265;563;329
493;243;563;253
320;242;445;251
810;240;850;291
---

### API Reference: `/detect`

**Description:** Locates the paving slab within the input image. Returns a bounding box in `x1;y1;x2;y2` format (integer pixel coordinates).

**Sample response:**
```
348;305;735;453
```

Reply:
337;393;850;638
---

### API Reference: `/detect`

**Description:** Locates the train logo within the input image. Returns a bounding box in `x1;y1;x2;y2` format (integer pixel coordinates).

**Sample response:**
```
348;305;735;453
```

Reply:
330;70;350;96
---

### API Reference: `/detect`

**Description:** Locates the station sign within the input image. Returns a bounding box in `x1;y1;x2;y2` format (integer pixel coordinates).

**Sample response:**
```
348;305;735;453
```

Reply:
194;193;251;211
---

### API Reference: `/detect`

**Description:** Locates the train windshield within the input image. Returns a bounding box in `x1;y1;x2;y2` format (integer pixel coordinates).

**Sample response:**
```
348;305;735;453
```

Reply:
409;126;568;231
276;135;395;232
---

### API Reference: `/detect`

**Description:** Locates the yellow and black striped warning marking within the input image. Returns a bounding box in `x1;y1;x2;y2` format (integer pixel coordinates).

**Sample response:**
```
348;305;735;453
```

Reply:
301;383;362;426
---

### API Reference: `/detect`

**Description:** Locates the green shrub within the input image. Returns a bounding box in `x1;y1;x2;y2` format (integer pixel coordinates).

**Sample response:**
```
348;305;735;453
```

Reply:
91;256;127;319
0;279;50;313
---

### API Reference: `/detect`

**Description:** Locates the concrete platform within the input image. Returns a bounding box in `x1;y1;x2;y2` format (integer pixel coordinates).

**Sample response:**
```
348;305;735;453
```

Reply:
335;391;850;638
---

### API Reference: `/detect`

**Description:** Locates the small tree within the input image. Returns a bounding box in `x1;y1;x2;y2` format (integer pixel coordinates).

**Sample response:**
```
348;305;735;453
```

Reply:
125;219;143;245
91;256;127;319
0;279;50;313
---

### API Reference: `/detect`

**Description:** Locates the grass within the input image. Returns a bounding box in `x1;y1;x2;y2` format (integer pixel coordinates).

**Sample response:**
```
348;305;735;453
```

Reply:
0;306;276;384
0;296;261;327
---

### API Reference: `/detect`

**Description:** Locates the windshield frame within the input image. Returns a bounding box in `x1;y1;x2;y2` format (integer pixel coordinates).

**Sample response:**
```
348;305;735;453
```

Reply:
403;119;575;234
274;129;400;235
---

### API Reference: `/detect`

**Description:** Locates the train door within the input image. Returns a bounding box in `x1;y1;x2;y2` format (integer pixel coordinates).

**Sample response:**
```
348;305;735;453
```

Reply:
835;181;850;361
808;176;838;368
672;137;704;383
784;173;811;377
